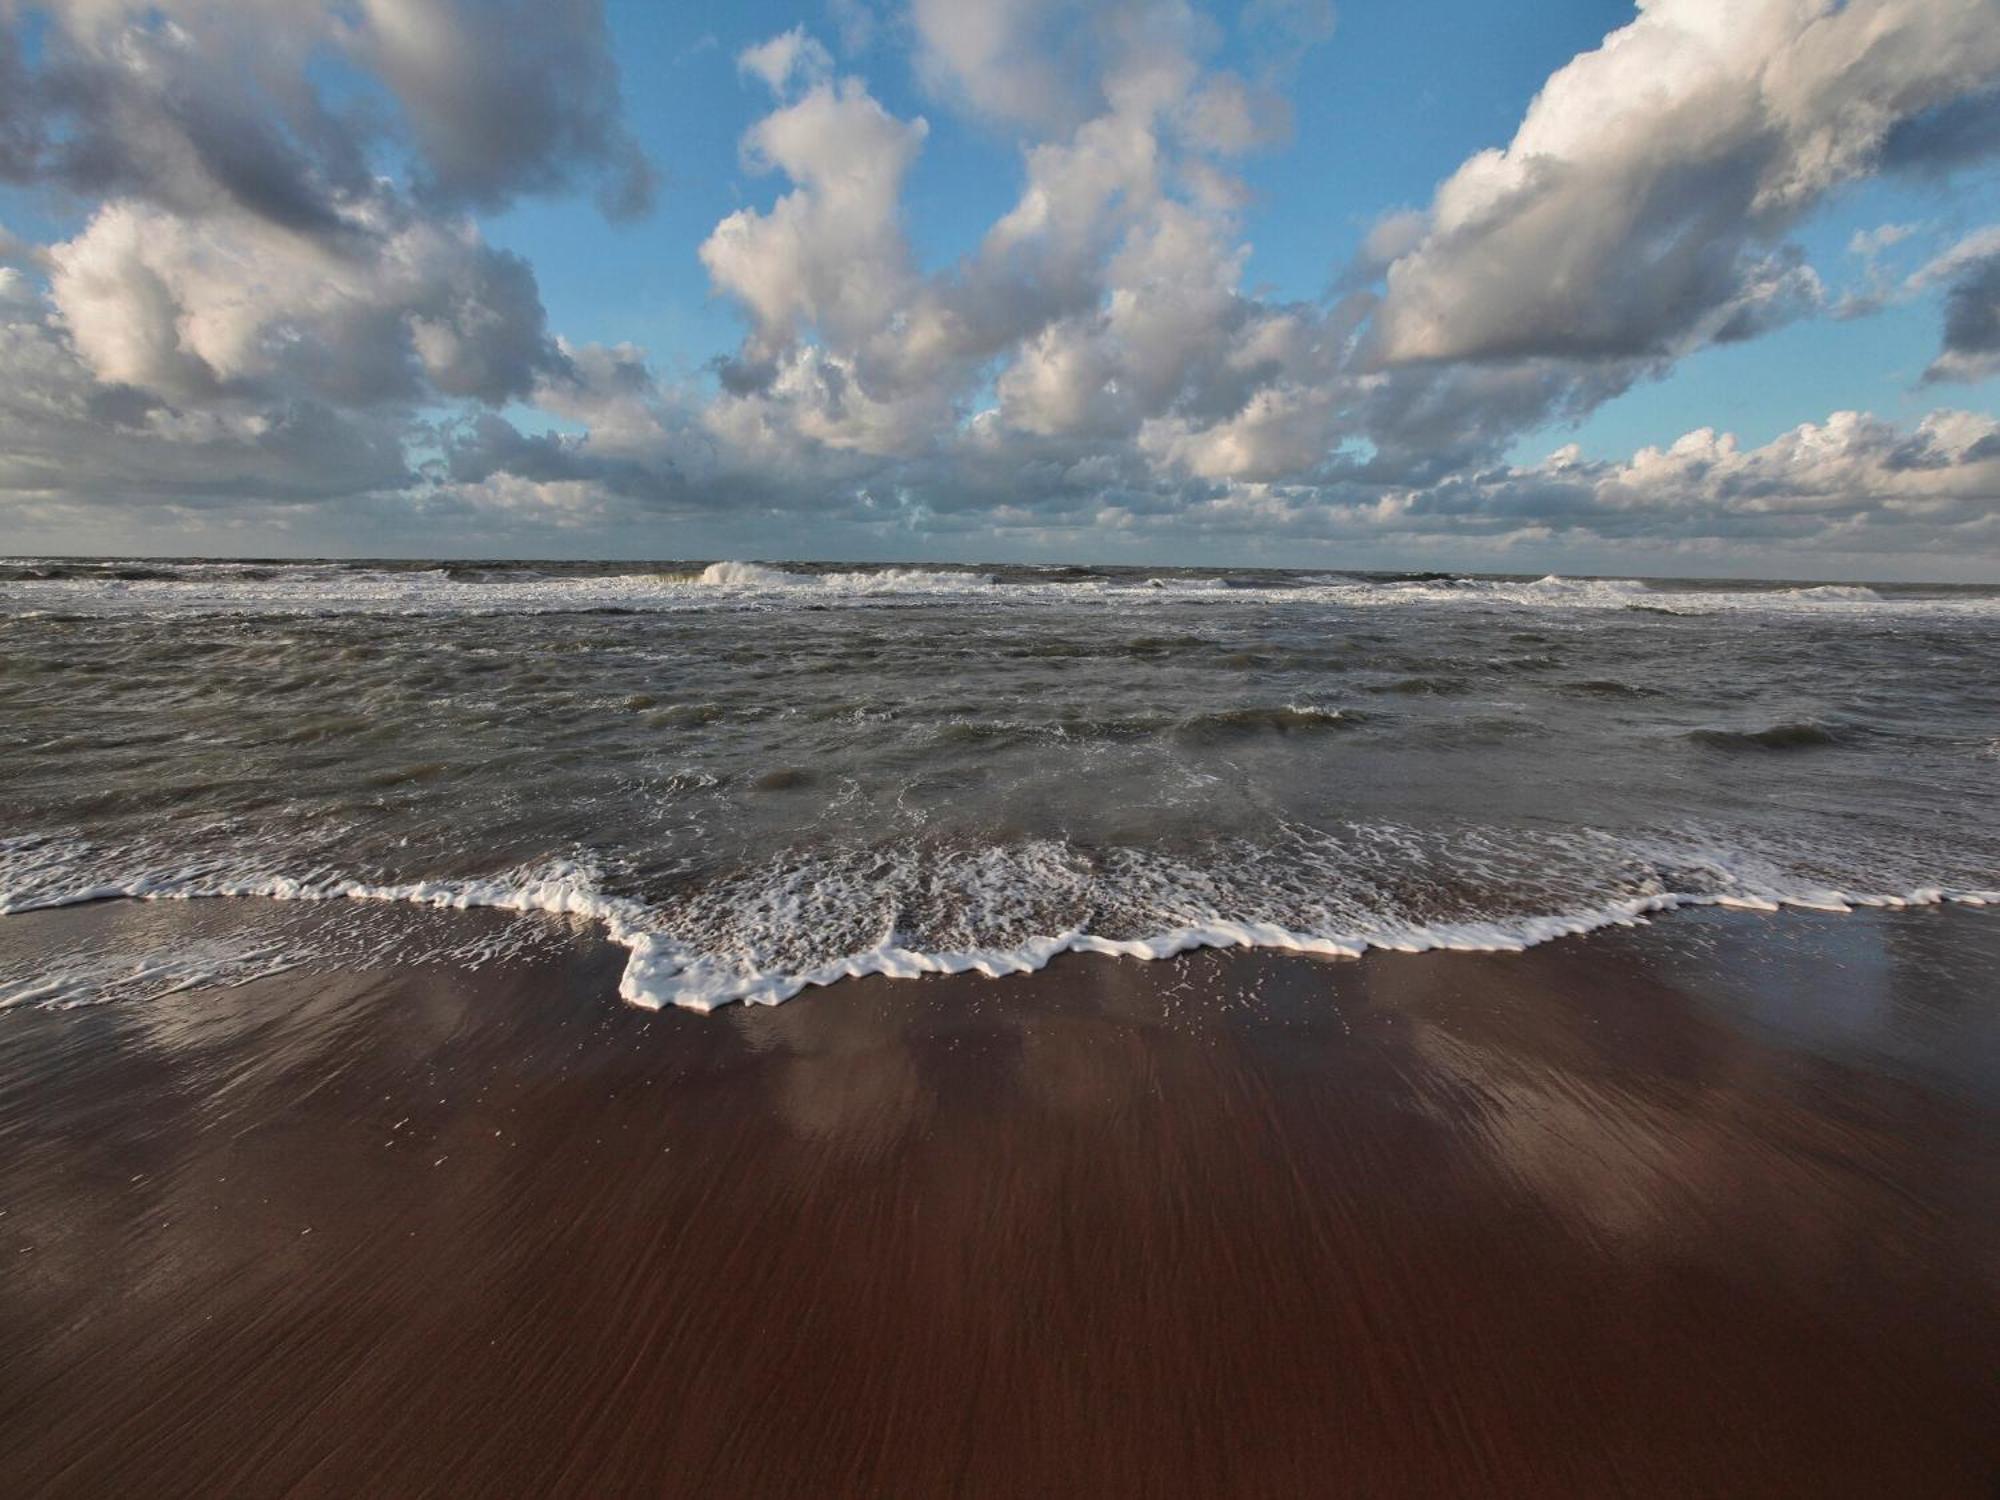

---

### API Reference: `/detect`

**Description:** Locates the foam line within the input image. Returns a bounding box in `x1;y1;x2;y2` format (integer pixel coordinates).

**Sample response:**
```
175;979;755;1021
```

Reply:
4;853;1995;1013
5;564;1996;619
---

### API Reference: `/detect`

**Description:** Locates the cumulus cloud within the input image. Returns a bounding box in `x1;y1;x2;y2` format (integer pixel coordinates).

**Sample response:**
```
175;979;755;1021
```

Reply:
0;266;412;513
701;71;927;363
697;10;1332;470
2;1;367;237
46;199;562;407
737;25;834;96
0;0;648;534
1850;222;1918;260
1492;409;2000;547
1366;0;2000;366
910;0;1097;132
1103;406;2000;569
825;0;878;57
0;221;43;268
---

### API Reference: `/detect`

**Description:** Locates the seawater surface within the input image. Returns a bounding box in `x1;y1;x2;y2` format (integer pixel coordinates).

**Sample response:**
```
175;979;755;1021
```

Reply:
3;558;1998;1009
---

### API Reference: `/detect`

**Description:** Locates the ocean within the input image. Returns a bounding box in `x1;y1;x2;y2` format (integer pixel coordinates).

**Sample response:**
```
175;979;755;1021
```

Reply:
4;557;1997;1011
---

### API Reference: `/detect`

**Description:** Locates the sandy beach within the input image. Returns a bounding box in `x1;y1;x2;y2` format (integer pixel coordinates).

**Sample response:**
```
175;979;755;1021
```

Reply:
1;898;1994;1495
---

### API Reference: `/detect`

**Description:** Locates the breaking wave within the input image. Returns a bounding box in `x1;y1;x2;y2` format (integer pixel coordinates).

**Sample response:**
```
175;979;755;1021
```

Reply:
693;560;809;587
691;561;997;592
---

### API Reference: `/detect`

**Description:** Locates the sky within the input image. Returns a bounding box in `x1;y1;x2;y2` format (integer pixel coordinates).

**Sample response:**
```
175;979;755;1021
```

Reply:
3;0;2000;578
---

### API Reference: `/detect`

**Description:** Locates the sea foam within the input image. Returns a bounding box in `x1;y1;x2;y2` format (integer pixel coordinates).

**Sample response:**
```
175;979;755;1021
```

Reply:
4;830;1995;1013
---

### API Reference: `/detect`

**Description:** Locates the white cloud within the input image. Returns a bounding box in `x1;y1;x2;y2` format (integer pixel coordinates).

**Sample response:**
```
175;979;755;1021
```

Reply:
737;25;834;97
1849;222;1917;259
1369;0;2000;365
0;268;413;513
1589;409;2000;517
48;199;559;406
1909;224;2000;287
700;64;928;370
910;0;1089;132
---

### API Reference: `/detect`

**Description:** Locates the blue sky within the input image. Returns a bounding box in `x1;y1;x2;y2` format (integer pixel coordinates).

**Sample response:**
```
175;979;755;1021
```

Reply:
2;1;1999;576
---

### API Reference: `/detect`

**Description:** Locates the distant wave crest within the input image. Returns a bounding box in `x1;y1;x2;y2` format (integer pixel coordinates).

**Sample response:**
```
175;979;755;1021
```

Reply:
691;561;996;592
1780;584;1881;602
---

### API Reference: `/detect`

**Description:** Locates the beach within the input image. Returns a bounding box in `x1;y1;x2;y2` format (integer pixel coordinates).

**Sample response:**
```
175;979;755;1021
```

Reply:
3;897;1995;1496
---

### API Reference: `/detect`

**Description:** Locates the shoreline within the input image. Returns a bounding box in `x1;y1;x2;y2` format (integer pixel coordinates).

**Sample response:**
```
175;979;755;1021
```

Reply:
6;865;1998;1012
2;898;1997;1494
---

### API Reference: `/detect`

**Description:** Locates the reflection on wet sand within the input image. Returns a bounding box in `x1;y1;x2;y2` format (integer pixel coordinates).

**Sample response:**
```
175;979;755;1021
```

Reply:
0;900;1995;1495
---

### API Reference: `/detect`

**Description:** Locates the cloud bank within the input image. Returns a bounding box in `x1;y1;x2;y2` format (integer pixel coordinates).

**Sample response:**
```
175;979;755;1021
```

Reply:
2;0;2000;574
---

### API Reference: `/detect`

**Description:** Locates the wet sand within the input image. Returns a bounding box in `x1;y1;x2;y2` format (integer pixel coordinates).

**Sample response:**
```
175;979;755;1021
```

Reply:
2;899;1997;1497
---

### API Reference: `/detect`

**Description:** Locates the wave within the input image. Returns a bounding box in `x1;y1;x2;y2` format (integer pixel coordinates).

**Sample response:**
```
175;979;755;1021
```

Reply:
1557;678;1664;699
1780;584;1881;602
5;828;1994;1013
1519;574;1652;600
693;560;810;587
1174;704;1361;741
1370;575;1651;607
6;561;1997;620
1344;575;1956;618
691;561;997;592
927;704;1359;748
1372;675;1472;696
861;566;997;588
1687;721;1843;751
931;714;1173;747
